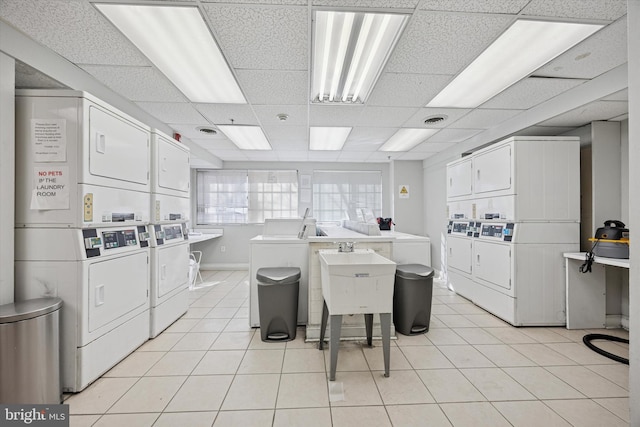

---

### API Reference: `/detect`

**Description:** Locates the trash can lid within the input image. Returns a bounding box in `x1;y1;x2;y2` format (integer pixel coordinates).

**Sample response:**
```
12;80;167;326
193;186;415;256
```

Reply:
396;264;434;280
257;267;301;285
0;297;63;324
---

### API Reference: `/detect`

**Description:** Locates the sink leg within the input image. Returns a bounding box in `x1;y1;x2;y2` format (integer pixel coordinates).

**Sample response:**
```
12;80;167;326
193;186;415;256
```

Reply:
364;314;373;347
329;314;342;381
318;300;329;351
380;313;391;378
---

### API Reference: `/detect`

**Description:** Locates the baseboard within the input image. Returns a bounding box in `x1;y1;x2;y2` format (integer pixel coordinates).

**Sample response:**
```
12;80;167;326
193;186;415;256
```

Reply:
621;315;629;331
606;314;623;329
200;262;249;271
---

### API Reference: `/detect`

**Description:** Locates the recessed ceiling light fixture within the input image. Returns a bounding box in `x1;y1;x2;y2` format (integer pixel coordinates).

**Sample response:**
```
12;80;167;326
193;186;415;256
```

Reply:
311;10;408;104
276;113;289;121
310;127;352;150
217;125;271;150
379;128;438;152
426;19;603;108
96;4;246;104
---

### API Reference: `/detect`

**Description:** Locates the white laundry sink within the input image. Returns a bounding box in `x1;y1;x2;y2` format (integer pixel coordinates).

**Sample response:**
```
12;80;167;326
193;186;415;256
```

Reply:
319;249;396;315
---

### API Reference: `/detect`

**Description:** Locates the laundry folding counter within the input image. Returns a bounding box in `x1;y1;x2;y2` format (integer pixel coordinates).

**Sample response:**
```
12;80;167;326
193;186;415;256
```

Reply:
564;252;629;329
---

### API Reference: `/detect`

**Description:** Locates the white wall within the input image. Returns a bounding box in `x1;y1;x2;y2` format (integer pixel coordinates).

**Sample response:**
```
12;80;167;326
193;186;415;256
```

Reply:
391;160;424;236
627;2;639;425
0;52;15;305
192;161;391;269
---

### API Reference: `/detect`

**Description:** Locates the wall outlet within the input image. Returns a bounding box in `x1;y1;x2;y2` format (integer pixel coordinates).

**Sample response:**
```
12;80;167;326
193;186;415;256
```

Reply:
220;246;226;252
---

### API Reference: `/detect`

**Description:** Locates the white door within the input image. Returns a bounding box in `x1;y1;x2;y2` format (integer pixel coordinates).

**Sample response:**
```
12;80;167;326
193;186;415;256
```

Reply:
157;243;190;298
473;240;512;291
446;158;472;199
446;236;473;274
88;106;149;186
157;136;190;194
473;144;512;195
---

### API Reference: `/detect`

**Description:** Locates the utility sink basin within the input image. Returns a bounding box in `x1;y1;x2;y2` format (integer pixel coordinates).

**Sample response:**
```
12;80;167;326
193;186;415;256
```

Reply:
319;249;396;315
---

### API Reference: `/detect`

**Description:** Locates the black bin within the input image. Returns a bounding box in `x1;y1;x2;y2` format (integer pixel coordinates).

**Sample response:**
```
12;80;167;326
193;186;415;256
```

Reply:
257;267;301;342
393;264;434;335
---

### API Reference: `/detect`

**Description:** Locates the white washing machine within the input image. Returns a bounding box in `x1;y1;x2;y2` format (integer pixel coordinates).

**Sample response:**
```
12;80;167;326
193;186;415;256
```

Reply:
149;222;190;337
445;220;476;300
471;221;578;326
15;225;151;392
148;130;191;337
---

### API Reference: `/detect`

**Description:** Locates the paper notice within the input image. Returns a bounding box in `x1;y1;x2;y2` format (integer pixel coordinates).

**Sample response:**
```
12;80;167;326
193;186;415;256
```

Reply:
32;119;66;162
30;166;70;210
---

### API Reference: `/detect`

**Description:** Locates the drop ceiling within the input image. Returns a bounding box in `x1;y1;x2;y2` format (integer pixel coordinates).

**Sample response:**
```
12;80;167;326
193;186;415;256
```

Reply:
1;0;629;165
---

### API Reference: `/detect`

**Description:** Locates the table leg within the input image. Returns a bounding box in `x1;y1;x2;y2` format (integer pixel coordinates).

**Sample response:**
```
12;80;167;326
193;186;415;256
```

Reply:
380;313;391;378
318;300;329;350
364;313;373;347
329;314;342;381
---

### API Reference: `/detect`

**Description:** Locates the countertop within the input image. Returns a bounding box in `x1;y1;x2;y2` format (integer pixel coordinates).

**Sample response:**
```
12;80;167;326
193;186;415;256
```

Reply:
250;226;430;244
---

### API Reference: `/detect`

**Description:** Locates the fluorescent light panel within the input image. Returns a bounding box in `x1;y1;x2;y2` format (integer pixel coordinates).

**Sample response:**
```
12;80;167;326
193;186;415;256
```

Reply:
427;19;603;108
312;11;407;104
96;4;246;104
310;127;352;150
379;128;438;152
218;125;271;150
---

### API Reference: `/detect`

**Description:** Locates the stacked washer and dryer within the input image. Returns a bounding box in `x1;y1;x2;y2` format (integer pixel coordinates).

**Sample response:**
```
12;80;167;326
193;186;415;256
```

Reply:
13;89;189;392
148;129;191;338
446;136;580;326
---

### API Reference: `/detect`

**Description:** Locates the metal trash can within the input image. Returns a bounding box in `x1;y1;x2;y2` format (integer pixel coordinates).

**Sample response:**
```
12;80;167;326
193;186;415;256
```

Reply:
393;264;434;335
0;297;63;404
257;267;300;342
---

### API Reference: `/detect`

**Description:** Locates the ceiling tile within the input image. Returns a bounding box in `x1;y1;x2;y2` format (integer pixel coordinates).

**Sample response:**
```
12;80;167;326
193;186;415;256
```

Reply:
482;77;587;109
537;101;629;127
195;104;259;125
338;151;375;162
202;3;307;70
368;73;453;107
244;151;280;161
312;0;418;8
0;0;148;66
534;16;627;80
204;0;307;4
309;105;365;127
602;89;628;101
202;148;249;161
410;141;457;152
81;66;187;102
191;138;239;151
277;151;309;161
425;128;482;143
367;151;398;162
307;151;341;162
386;12;514;74
356;107;420;127
449;108;523;129
404;108;472;128
15;61;66;89
521;0;627;21
236;70;308;105
417;0;529;13
253;106;308;127
263;125;309;147
397;151;436;160
136;102;206;123
343;127;398;151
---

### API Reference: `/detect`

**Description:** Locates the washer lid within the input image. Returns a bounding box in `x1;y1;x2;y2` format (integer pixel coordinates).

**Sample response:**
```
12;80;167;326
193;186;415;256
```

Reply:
396;264;434;280
256;267;301;285
0;298;63;323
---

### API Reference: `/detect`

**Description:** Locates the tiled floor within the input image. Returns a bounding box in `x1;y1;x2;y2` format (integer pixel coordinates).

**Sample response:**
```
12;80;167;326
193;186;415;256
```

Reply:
65;270;630;427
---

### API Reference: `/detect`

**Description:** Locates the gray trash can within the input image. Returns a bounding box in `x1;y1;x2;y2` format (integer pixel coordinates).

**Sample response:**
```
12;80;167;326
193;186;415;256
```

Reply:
0;297;63;404
257;267;300;342
393;264;434;335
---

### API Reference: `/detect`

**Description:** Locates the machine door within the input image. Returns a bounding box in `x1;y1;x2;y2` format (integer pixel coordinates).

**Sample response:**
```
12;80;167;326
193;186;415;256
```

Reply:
157;136;190;194
473;144;512;195
88;106;149;186
88;251;149;333
473;240;512;291
446;236;472;274
157;243;190;298
446;158;472;199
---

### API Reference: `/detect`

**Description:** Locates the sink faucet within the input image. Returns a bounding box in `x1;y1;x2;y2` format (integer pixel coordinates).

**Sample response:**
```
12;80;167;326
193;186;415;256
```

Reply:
338;242;355;252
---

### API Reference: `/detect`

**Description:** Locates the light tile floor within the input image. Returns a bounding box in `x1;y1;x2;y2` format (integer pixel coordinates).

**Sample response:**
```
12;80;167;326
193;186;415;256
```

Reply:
65;270;630;427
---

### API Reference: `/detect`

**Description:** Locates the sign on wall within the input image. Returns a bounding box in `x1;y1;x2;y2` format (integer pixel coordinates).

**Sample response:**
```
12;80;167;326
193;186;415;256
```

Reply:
399;185;410;199
30;166;70;210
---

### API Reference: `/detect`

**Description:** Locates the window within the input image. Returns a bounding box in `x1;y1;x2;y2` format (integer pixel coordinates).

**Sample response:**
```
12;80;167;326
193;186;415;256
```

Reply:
196;170;298;224
312;170;382;222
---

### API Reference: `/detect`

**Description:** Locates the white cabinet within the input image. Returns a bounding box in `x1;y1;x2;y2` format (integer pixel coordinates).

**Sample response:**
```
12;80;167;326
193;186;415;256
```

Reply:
446;236;472;274
473;143;512;195
151;130;190;197
446;157;472;200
